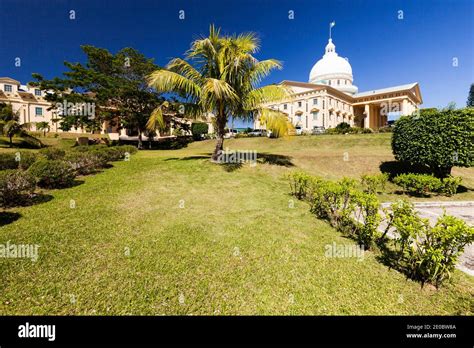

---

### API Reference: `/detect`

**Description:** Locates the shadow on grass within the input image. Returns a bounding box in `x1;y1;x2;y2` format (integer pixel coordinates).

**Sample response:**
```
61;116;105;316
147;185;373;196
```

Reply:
0;211;21;226
379;161;432;180
257;153;294;167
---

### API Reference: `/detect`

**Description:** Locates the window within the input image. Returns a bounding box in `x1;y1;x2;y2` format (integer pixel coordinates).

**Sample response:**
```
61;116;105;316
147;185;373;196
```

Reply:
4;84;12;92
312;112;318;121
328;80;331;86
323;100;325;108
298;101;302;107
283;104;287;110
34;89;41;96
337;80;340;85
35;107;43;116
313;98;317;105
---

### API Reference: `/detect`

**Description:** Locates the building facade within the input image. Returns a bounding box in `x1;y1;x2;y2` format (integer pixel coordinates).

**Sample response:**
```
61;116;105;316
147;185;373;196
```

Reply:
256;38;422;132
0;77;62;132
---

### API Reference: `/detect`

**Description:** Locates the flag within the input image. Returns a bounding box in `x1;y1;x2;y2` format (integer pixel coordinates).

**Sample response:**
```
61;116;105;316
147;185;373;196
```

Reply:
330;21;336;28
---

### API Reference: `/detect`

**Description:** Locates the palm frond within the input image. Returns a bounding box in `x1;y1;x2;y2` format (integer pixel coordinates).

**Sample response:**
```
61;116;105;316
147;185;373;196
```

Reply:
146;106;166;132
147;70;201;98
201;78;238;108
250;59;283;85
167;58;203;83
244;84;292;110
259;108;291;138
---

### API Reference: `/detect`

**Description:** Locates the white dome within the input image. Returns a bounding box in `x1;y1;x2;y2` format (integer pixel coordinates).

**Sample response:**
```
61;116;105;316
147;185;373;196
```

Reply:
309;39;357;94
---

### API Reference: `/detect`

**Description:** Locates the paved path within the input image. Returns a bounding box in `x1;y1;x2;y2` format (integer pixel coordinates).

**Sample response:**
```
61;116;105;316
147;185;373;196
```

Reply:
379;201;474;276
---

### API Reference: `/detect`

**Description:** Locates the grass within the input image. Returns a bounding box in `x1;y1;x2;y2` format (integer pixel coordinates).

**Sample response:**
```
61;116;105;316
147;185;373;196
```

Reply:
0;133;473;315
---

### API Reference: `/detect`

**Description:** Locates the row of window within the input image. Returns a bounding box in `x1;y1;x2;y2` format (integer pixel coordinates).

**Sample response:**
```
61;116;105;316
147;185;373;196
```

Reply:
2;84;42;96
280;97;351;112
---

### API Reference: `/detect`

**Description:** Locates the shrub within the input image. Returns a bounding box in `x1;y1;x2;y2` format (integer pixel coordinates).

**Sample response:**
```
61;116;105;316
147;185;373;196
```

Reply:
360;173;388;194
28;159;76;188
287;171;318;200
387;200;474;287
0;153;19;170
393;173;442;196
116;145;138;156
351;191;381;247
334;122;351;133
0;169;36;207
440;176;462;196
64;152;101;175
308;177;380;248
361;128;373;134
16;151;39;170
191;122;209;140
392;108;474;178
39;147;66;160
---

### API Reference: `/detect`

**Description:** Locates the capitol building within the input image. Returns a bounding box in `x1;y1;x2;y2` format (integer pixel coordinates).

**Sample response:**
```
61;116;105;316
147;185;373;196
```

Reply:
257;36;423;131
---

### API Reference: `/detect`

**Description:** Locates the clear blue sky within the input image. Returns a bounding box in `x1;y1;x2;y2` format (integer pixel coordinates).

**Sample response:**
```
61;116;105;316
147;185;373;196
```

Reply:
1;0;473;112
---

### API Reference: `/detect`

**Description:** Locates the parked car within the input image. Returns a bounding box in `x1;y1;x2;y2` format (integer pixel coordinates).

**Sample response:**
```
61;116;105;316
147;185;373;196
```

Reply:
295;126;303;135
248;129;266;137
224;129;238;139
312;126;326;135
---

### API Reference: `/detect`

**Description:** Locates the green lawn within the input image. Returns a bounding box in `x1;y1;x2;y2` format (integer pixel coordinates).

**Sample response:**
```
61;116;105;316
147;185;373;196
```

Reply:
1;133;473;315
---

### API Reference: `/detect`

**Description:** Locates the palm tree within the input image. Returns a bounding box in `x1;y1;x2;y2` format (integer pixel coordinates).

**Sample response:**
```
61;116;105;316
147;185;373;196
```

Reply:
147;25;291;161
0;103;34;147
36;121;50;137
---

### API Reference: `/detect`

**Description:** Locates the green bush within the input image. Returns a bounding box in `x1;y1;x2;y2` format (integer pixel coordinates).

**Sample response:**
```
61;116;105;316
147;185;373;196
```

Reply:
0;169;36;207
39;147;66;160
0;153;18;170
28;159;76;188
191;122;209;140
16;151;39;170
361;128;373;134
440;176;462;196
392;108;474;178
360;173;388;194
0;152;39;170
393;173;442;196
116;145;138;157
351;190;381;247
334;122;351;134
64;152;101;175
387;200;474;287
286;171;319;200
308;177;380;248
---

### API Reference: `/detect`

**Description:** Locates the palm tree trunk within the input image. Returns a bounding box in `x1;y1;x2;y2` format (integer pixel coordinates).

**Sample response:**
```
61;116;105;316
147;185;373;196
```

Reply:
9;135;13;147
211;108;226;162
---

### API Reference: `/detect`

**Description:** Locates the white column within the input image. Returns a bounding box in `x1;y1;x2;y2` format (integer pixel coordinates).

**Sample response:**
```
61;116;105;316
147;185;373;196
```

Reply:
402;99;408;116
364;104;370;128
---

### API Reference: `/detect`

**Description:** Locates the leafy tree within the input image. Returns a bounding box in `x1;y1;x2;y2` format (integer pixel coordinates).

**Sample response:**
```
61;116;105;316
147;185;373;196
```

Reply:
392;108;474;178
36;121;50;137
467;83;474;107
31;46;163;148
0;103;35;147
147;25;290;161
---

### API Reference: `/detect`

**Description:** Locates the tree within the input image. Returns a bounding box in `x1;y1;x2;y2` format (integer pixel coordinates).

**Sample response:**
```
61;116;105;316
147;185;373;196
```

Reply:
467;83;474;107
147;25;290;161
36;121;50;137
0;103;35;147
392;108;474;178
31;46;163;148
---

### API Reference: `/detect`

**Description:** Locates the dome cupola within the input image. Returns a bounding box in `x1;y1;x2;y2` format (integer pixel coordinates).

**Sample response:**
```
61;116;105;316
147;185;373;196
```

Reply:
309;38;358;95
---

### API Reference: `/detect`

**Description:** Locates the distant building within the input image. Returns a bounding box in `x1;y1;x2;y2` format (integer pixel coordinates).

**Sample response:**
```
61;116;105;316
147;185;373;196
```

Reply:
0;77;213;139
256;36;422;132
0;77;63;132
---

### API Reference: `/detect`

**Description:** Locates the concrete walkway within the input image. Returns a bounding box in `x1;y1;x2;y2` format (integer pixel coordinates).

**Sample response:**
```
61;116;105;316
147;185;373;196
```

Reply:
379;201;474;276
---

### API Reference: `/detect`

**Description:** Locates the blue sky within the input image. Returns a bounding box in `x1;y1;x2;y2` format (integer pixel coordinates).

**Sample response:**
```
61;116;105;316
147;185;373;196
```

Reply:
1;0;473;114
